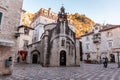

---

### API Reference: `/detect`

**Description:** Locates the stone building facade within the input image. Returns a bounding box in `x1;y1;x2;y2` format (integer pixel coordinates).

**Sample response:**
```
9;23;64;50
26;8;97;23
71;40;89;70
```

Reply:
31;8;58;43
81;24;120;63
27;7;80;67
16;25;34;63
31;8;74;43
0;0;23;75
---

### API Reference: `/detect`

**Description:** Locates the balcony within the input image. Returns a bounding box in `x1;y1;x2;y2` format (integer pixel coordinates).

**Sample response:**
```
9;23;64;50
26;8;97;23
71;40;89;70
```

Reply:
93;38;101;43
93;33;101;44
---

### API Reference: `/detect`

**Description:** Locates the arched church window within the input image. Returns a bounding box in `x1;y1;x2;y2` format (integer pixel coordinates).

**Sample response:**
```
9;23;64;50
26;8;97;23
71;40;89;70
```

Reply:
95;26;98;30
61;39;65;46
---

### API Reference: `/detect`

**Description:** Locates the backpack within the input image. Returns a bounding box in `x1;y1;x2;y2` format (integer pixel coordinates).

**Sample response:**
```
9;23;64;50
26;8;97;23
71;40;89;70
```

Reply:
105;57;108;62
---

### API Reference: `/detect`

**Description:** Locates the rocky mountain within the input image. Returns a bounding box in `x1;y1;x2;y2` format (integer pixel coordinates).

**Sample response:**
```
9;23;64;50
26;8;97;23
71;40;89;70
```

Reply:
68;13;95;38
22;12;35;27
22;12;95;38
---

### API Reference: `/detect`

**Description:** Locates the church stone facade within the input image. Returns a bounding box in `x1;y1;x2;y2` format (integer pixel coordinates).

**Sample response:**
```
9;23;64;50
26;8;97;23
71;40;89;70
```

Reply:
27;7;80;67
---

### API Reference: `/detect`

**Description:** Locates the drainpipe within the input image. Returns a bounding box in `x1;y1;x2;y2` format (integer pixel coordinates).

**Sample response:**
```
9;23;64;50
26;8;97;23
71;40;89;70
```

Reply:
117;52;120;68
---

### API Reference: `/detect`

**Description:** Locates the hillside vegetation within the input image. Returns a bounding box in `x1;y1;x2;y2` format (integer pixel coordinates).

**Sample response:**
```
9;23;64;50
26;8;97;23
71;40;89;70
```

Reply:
68;13;95;38
22;12;35;26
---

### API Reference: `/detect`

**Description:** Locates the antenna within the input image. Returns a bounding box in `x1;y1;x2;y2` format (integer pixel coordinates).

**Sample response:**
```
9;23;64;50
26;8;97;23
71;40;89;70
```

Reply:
103;20;106;25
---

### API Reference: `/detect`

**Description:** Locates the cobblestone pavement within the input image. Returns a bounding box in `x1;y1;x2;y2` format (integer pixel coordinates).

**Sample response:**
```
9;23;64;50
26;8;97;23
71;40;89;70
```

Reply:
0;63;120;80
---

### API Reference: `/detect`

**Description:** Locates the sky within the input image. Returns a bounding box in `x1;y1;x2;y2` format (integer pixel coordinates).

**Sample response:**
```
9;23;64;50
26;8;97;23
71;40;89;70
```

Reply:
23;0;120;25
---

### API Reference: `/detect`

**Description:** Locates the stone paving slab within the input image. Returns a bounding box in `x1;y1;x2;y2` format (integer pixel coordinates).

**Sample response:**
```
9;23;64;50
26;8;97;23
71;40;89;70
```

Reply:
0;63;120;80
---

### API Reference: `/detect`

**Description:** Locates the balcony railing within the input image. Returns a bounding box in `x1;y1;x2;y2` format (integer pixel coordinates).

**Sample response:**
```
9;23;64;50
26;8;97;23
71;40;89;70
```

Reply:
93;33;101;43
93;38;101;43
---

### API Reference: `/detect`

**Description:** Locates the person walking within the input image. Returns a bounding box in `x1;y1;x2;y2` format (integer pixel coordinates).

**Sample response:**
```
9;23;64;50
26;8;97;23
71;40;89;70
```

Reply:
103;57;108;68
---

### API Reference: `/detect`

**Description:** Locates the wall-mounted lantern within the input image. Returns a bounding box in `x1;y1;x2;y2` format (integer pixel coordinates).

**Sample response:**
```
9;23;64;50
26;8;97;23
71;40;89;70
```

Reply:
14;25;34;38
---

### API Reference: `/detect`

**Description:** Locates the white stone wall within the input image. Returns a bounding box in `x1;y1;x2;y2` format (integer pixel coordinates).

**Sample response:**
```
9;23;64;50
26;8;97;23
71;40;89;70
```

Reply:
81;27;120;62
31;15;56;43
18;28;33;50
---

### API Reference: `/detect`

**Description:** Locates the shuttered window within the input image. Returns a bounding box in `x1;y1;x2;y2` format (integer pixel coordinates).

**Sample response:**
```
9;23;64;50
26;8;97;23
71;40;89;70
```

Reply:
0;12;3;25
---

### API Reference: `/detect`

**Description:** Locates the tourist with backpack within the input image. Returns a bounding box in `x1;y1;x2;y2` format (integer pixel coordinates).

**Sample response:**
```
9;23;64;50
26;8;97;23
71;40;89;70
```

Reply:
102;57;108;68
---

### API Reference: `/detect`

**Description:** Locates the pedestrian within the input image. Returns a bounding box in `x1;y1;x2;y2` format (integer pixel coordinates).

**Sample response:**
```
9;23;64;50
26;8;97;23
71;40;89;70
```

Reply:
17;57;20;63
103;57;108;68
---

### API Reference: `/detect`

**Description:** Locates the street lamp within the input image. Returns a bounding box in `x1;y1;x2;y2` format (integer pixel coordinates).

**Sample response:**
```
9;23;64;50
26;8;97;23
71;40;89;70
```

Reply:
14;25;34;38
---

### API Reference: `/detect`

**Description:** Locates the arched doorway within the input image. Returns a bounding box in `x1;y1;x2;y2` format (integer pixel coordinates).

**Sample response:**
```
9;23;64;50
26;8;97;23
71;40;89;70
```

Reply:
110;54;115;63
60;51;66;66
31;50;40;64
32;54;38;64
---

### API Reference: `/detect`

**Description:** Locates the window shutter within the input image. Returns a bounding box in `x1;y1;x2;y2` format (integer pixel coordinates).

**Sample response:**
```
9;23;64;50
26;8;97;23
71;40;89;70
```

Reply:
0;12;3;25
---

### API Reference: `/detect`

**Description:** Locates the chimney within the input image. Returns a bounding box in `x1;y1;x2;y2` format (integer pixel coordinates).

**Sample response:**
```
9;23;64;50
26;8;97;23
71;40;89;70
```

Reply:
48;8;51;16
48;8;51;11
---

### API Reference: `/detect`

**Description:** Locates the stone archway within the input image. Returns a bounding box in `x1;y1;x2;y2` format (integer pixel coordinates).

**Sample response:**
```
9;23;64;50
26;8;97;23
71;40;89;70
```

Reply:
31;50;40;64
60;50;66;66
110;54;115;63
32;54;38;64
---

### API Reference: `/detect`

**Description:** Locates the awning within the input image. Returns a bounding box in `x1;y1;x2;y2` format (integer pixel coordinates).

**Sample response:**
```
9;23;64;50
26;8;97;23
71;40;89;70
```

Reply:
0;39;15;47
112;48;120;53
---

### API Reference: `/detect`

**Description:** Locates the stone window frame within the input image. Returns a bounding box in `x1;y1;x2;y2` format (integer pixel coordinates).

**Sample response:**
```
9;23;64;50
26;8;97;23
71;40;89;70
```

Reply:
0;11;4;32
107;40;113;48
86;43;90;50
86;36;89;41
23;40;29;49
95;26;98;30
106;31;113;37
0;12;3;25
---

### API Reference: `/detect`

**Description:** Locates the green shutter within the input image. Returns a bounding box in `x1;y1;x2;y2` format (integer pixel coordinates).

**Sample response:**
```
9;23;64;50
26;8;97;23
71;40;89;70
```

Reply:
0;12;3;25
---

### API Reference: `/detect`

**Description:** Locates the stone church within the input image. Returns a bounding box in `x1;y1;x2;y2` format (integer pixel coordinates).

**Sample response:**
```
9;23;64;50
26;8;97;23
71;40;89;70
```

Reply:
27;7;80;67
